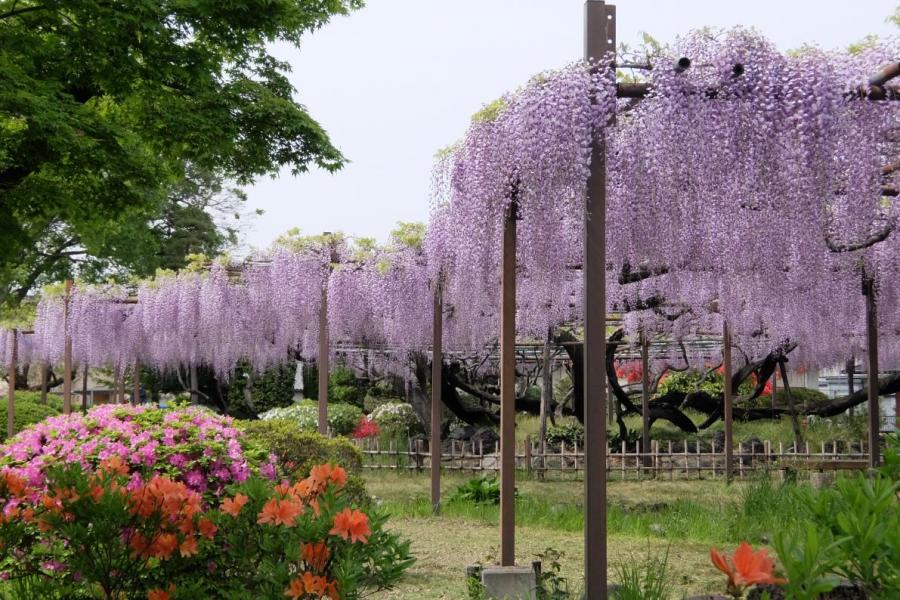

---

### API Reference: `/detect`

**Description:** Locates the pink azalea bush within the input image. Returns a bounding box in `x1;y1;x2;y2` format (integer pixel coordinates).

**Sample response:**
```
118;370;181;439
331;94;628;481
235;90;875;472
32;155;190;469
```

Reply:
0;405;278;504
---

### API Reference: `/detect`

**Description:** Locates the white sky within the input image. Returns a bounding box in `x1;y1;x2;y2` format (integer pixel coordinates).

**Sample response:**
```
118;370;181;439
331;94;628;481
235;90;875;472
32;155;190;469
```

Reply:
243;0;899;250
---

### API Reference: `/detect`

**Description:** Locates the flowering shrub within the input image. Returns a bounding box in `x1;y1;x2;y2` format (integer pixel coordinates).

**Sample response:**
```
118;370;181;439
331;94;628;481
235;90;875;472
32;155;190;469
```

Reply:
369;402;420;437
351;416;379;439
0;405;277;503
259;401;362;436
0;460;413;599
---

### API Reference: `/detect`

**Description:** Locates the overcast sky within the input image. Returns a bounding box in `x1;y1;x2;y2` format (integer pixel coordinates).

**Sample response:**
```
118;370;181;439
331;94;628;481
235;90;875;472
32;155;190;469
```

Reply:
242;0;898;250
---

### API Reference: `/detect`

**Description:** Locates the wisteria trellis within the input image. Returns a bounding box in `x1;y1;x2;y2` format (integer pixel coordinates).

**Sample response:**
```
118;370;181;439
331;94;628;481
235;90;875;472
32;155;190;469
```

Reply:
6;29;899;383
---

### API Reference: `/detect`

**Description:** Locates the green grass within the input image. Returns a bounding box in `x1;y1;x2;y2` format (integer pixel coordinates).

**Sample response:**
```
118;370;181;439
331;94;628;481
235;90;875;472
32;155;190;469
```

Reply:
365;470;810;598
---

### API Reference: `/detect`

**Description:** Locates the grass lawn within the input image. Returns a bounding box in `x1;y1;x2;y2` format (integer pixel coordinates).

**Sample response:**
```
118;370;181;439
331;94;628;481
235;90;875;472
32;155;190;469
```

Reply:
365;470;793;599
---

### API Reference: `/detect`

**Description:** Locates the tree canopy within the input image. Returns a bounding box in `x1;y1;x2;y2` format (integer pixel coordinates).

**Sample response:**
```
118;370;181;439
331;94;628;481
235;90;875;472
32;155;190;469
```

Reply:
0;0;362;307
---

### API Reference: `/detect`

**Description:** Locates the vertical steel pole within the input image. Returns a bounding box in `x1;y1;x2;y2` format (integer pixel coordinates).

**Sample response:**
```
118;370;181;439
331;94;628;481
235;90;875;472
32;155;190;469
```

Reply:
63;279;73;414
7;330;17;439
723;321;734;484
640;331;651;468
318;282;329;436
865;277;880;467
499;194;518;567
584;2;614;597
431;279;443;513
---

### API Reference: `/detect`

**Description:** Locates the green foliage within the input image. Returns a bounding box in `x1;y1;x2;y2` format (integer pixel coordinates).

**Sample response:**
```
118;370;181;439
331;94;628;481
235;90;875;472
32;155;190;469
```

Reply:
0;393;62;441
329;366;364;408
238;419;367;506
0;0;360;306
471;97;508;123
773;457;900;597
774;523;842;600
449;475;502;506
546;421;584;447
390;222;426;251
369;402;421;437
534;547;572;600
612;546;673;600
227;361;297;417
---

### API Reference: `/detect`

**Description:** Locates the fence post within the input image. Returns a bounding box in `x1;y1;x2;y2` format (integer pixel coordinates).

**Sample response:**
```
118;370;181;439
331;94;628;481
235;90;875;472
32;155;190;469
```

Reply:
525;436;533;477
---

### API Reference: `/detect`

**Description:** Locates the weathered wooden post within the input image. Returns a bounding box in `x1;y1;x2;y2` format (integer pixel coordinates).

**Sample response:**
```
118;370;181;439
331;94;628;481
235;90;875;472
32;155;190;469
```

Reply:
640;330;651;469
132;359;141;405
864;276;880;467
63;279;73;414
318;233;336;437
431;277;443;513
499;186;518;567
7;329;17;439
584;1;614;597
723;321;734;484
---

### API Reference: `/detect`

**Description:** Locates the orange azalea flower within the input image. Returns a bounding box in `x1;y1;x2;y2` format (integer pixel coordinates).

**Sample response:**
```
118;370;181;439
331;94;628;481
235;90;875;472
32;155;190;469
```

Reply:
302;541;330;572
198;517;217;539
21;507;34;523
2;471;28;497
221;493;248;517
147;585;175;600
329;508;370;544
284;577;304;600
149;532;179;559
275;482;293;497
301;571;328;595
179;534;199;557
310;463;347;490
257;497;303;527
99;455;130;476
710;542;786;596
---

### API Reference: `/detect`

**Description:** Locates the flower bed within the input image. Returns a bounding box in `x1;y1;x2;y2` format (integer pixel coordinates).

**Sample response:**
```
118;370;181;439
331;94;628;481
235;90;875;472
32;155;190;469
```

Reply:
0;407;413;599
0;405;276;503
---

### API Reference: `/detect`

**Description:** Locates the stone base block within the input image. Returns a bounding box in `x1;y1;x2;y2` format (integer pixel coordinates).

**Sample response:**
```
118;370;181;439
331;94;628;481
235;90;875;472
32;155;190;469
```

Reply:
481;566;537;600
810;471;834;489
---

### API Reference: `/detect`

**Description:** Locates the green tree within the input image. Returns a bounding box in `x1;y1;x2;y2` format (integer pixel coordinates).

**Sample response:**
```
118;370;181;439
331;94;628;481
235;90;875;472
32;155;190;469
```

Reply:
1;0;361;307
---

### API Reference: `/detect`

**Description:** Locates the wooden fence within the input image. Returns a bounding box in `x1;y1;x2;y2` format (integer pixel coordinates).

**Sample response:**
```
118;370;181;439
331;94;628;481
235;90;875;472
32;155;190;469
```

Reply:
353;437;873;479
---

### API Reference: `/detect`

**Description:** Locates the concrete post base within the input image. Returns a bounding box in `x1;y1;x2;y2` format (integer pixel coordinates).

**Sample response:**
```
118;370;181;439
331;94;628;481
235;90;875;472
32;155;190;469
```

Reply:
481;566;537;600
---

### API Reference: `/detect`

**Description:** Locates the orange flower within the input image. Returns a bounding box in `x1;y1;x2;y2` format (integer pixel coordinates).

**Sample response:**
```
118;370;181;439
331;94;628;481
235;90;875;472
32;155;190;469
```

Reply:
329;508;370;544
309;463;347;490
284;577;304;600
198;517;217;539
711;542;786;595
149;532;179;560
257;497;303;527
302;541;330;572
179;534;199;557
221;493;248;517
99;455;130;476
147;585;175;600
2;471;28;497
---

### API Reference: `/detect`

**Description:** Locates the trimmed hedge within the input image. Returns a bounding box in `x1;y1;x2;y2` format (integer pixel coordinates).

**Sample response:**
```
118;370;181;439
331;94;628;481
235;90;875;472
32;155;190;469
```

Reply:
238;419;367;505
0;392;63;441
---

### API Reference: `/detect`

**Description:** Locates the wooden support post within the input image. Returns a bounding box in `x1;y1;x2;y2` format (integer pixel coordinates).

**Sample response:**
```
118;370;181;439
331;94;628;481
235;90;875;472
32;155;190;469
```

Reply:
318;280;329;436
7;329;17;439
499;189;518;567
584;2;614;597
40;362;49;404
132;360;140;405
640;330;651;468
723;321;734;484
116;368;125;404
190;365;199;405
864;276;880;467
539;326;553;480
63;279;73;414
431;279;443;513
81;364;89;413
